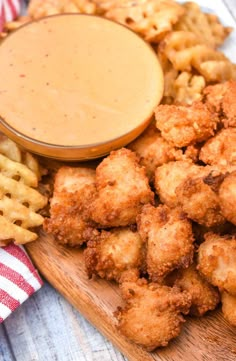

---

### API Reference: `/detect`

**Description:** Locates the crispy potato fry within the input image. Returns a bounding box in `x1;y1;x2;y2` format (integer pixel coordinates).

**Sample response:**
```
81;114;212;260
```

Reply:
0;135;21;162
103;0;185;43
0;141;47;246
158;31;236;82
0;196;44;229
174;2;232;48
173;71;206;104
28;0;96;18
0;174;47;212
0;154;38;187
0;216;38;246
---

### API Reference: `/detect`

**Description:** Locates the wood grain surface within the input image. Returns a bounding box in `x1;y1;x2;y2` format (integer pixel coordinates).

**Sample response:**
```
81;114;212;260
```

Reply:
26;229;236;361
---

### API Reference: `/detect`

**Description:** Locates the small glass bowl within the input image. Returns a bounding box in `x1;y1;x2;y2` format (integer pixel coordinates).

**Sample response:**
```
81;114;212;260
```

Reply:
0;14;163;161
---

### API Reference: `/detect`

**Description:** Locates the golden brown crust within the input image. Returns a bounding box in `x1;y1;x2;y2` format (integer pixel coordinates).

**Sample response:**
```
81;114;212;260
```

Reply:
221;292;236;326
116;279;191;351
84;227;145;282
137;204;194;282
219;171;236;225
197;232;236;296
128;123;183;182
199;128;236;168
203;81;236;128
155;102;219;148
174;263;220;316
44;166;96;246
154;160;201;208
88;148;154;227
176;175;225;227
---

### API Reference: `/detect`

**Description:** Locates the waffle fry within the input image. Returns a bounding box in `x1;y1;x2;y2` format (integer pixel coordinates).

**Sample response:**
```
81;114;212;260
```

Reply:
0;135;44;181
173;72;206;104
158;31;236;85
103;0;185;43
0;172;47;245
174;2;232;48
28;0;96;19
0;136;48;246
0;135;21;162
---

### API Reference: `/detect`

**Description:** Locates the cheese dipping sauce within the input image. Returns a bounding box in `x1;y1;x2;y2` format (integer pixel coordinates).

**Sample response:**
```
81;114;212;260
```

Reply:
0;14;163;159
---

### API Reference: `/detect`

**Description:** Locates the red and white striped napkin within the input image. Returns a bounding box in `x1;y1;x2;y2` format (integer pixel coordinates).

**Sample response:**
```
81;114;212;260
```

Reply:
0;245;43;322
0;0;43;323
0;0;21;31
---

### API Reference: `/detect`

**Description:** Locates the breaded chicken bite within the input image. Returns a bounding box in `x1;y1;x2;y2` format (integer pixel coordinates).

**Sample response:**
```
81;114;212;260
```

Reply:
155;102;218;147
222;81;236;127
219;171;236;225
88;148;154;227
44;166;96;247
197;233;236;296
199;128;236;167
203;82;228;113
128;123;183;181
116;278;191;351
174;263;220;316
137;204;194;282
176;174;225;227
154;160;200;207
221;292;236;326
204;81;236;127
84;227;145;283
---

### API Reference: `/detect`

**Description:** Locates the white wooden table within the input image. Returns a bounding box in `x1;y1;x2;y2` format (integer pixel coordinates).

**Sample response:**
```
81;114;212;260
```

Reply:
0;1;236;360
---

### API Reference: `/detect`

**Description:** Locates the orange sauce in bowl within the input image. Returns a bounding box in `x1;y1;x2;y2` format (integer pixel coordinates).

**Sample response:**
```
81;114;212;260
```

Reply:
0;14;163;160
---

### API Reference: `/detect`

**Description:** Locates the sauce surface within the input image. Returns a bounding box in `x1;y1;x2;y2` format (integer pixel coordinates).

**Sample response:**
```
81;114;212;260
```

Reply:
0;14;163;147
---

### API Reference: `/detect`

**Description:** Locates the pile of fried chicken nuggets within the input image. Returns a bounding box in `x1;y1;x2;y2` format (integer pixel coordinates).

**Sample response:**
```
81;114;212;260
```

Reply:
44;80;236;351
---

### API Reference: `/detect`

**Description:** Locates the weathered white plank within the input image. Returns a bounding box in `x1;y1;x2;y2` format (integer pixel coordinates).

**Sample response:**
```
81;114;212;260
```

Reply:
4;281;127;361
224;0;236;19
0;324;15;361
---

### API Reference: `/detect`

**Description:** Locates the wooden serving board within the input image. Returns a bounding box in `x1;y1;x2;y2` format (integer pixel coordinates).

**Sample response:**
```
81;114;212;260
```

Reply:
26;228;236;361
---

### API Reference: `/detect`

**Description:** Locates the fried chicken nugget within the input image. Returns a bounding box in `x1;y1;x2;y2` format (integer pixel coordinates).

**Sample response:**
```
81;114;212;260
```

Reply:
176;172;225;227
174;263;220;316
44;166;96;247
155;102;219;147
88;148;154;227
137;204;194;282
154;160;200;207
219;171;236;225
203;82;228;113
199;128;236;168
197;233;236;296
84;227;145;283
128;123;183;182
116;278;191;350
221;292;236;327
203;81;236;128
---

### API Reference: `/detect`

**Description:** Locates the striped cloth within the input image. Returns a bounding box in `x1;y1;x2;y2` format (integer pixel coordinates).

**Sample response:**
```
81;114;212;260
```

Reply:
0;1;43;323
0;0;21;31
0;244;43;322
